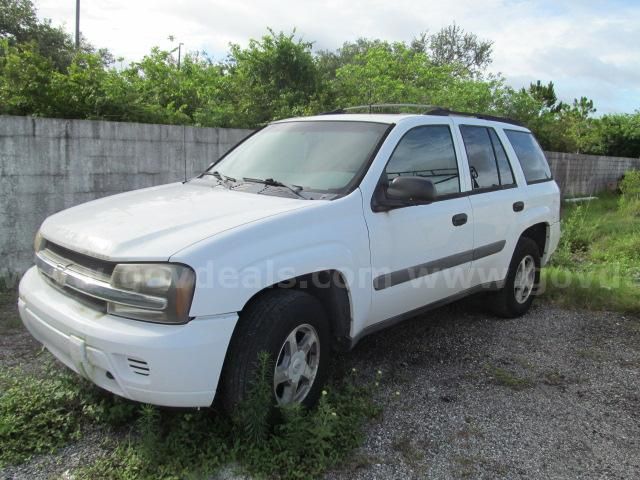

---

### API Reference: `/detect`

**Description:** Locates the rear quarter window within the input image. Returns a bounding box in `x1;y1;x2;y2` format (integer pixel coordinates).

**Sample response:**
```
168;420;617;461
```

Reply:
505;130;552;184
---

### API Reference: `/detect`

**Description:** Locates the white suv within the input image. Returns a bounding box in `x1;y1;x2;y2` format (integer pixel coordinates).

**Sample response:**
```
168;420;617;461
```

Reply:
18;108;560;410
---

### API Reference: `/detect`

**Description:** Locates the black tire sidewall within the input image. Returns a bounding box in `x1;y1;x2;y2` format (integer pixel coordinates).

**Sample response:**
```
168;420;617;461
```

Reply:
221;290;331;411
255;293;331;408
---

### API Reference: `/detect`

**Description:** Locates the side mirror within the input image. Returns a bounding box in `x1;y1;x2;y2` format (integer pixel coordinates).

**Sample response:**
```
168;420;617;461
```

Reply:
386;176;436;203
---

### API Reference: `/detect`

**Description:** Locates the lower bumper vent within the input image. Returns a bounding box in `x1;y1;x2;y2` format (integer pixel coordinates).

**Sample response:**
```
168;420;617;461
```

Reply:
127;358;150;377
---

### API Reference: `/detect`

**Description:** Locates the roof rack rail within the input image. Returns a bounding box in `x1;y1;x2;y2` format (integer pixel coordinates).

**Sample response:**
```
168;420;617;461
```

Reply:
317;104;525;127
423;107;524;127
319;104;438;115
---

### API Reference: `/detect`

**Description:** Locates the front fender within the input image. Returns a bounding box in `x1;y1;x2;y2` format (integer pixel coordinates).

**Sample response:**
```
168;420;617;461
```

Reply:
170;191;373;330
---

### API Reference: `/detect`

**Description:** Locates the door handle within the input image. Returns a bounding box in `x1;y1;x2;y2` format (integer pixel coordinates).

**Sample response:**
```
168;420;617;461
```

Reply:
452;213;468;226
513;201;525;212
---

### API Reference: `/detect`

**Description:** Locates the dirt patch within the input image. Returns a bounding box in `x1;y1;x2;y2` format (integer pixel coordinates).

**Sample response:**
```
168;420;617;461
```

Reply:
0;287;42;372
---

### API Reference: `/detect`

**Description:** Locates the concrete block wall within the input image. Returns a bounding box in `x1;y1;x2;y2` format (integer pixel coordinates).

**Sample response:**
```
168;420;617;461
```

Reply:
1;115;639;279
0;116;251;280
546;151;640;197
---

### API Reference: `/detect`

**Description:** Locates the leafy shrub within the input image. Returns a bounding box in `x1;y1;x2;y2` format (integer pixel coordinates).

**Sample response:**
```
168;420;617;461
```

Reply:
619;170;640;215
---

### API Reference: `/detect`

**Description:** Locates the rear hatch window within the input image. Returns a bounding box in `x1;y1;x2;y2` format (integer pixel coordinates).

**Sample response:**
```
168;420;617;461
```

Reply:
505;130;552;184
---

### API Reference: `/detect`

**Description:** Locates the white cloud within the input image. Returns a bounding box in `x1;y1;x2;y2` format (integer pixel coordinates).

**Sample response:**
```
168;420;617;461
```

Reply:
36;0;640;113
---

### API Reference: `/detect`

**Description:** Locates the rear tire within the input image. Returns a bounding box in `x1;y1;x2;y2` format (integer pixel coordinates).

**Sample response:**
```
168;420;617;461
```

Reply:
490;237;541;318
219;289;331;413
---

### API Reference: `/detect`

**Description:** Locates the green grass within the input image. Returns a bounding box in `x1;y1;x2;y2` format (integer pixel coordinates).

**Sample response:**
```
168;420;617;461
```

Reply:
542;190;640;315
484;364;532;391
0;354;380;479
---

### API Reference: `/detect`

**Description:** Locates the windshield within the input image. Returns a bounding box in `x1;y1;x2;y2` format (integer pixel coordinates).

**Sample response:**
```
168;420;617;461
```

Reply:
209;121;389;194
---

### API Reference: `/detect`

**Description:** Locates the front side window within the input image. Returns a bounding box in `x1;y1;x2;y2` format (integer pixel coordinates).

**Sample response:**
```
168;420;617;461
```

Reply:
384;125;460;197
210;121;389;194
505;130;552;184
460;125;515;190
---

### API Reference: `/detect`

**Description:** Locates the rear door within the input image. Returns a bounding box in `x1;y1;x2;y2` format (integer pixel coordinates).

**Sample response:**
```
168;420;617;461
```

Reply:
452;119;522;287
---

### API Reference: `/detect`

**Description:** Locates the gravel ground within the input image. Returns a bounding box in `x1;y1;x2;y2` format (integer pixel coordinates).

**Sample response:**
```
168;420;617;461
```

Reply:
326;299;640;479
2;295;639;479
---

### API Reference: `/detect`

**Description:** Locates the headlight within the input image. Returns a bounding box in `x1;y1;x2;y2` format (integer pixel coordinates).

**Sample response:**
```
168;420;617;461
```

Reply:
108;264;196;324
34;230;45;253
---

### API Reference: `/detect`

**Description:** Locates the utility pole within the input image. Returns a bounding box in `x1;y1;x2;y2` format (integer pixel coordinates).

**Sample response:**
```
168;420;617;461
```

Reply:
75;0;80;49
177;42;184;69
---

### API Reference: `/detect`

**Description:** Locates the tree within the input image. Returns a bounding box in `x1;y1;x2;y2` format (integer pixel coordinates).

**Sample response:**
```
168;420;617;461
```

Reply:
0;0;74;70
591;112;640;158
0;39;55;116
527;80;563;113
330;42;452;107
426;24;493;76
221;29;320;126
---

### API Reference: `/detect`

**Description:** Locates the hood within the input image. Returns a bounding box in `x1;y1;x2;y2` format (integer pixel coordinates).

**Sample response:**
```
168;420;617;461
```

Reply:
40;181;315;261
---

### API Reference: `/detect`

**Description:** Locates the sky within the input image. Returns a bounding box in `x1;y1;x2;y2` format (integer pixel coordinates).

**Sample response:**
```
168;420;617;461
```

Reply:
36;0;640;114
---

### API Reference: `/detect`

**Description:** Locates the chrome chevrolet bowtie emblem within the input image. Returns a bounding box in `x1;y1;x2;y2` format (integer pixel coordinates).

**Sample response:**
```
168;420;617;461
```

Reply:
51;264;68;287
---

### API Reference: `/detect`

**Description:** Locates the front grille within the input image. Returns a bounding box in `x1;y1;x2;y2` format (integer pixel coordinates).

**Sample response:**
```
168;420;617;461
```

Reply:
38;241;115;310
44;241;115;280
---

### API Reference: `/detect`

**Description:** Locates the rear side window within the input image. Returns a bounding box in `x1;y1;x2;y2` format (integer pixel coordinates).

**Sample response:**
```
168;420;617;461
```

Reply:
385;125;460;196
460;125;515;190
489;129;515;186
505;130;552;184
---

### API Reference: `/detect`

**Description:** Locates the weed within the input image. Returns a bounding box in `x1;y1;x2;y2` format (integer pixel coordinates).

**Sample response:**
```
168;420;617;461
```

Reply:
619;170;640;215
544;192;640;314
576;348;607;362
485;364;532;391
71;357;380;480
542;370;567;387
0;365;137;466
541;268;640;315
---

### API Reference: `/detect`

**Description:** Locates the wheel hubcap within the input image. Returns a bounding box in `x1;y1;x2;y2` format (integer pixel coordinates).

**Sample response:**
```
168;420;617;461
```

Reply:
514;254;536;304
273;324;320;405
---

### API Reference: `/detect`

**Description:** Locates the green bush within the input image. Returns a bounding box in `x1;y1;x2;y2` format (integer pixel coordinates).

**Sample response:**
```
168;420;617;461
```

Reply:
619;170;640;215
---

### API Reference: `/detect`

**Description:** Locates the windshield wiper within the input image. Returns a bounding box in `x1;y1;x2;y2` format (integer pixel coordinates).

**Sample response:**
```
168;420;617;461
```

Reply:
242;177;306;199
201;170;236;188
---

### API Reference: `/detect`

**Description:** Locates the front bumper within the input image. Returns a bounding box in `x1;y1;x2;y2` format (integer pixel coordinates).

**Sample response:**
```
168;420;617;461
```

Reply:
18;267;237;407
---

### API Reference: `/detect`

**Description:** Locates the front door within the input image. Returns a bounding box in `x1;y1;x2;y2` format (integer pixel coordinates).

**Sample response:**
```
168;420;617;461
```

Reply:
364;122;474;326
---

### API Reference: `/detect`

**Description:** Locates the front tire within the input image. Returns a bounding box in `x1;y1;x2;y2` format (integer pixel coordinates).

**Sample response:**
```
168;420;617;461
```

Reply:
490;237;541;318
219;289;331;413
